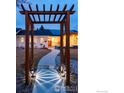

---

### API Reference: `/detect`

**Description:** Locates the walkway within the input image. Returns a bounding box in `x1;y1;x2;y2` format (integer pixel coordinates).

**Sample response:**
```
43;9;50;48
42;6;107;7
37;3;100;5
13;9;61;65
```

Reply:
32;48;66;93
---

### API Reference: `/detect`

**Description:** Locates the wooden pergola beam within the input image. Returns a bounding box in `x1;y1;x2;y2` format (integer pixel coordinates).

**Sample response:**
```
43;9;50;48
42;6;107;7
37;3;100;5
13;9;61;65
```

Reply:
43;4;45;21
36;4;41;22
25;11;30;85
20;11;75;15
61;4;75;22
60;23;64;67
63;4;67;11
49;4;52;21
20;4;75;23
32;21;62;24
29;4;36;22
31;23;34;69
70;4;74;11
65;11;70;86
53;4;59;21
21;4;25;11
58;15;63;22
58;4;67;22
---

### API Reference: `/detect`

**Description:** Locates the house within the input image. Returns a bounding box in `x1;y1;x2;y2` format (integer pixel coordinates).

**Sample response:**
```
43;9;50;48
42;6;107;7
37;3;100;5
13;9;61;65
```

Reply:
16;27;78;48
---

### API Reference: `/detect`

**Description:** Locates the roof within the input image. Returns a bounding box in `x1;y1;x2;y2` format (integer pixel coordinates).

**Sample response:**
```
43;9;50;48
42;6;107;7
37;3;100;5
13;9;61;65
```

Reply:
16;28;22;34
49;29;60;36
16;28;22;32
17;29;53;36
16;28;77;36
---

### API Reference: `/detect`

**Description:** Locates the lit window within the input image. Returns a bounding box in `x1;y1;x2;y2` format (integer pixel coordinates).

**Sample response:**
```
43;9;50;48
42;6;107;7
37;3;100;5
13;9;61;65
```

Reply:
52;37;55;42
20;37;24;43
40;38;44;43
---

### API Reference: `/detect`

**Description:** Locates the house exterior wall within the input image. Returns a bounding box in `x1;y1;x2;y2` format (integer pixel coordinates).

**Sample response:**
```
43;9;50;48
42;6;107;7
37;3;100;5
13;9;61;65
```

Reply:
16;35;25;48
63;33;78;46
51;36;60;47
70;33;78;46
16;35;49;48
33;36;48;48
16;33;78;48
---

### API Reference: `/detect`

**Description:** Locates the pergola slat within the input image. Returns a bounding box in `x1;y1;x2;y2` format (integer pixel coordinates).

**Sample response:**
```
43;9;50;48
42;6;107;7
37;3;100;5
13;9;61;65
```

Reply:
63;4;67;11
43;4;45;21
20;4;75;23
61;15;66;22
49;4;52;21
36;4;41;22
70;4;74;11
29;4;36;22
53;4;59;21
58;4;67;22
61;4;75;22
21;4;25;11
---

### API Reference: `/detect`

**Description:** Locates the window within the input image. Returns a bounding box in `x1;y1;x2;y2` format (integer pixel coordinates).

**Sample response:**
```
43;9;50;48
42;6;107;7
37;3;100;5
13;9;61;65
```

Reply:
40;38;44;43
20;37;24;43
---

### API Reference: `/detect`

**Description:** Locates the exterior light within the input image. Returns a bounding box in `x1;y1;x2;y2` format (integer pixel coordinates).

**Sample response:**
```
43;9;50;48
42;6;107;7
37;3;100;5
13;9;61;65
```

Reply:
59;66;66;81
20;37;24;43
30;70;34;74
61;70;66;79
30;69;36;80
60;66;63;72
48;38;51;41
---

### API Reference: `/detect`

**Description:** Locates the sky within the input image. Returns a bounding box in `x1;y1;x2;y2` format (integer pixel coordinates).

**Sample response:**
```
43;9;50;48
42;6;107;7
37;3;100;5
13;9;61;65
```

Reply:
16;0;78;30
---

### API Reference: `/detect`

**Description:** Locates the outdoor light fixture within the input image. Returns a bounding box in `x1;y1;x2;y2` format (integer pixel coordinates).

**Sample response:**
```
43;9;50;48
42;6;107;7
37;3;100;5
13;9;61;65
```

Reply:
30;69;36;80
60;66;63;72
59;66;66;81
61;70;66;79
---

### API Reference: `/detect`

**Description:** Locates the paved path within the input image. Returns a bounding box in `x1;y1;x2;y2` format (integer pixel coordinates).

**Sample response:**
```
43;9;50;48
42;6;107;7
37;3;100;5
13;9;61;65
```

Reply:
32;48;66;93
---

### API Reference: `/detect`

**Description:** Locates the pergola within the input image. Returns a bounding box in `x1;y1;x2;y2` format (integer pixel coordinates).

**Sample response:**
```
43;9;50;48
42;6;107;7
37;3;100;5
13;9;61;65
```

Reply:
20;3;75;86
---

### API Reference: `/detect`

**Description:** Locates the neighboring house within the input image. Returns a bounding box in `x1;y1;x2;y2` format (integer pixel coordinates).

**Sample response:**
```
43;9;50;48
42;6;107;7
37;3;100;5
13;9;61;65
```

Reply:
16;27;78;48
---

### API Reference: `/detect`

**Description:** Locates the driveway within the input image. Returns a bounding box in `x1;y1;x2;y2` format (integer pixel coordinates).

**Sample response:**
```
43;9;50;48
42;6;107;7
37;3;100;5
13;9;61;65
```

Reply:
32;48;66;93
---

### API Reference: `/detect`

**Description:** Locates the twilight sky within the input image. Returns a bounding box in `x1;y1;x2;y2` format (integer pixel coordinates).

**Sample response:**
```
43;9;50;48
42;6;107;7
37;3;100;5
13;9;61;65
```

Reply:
16;0;78;30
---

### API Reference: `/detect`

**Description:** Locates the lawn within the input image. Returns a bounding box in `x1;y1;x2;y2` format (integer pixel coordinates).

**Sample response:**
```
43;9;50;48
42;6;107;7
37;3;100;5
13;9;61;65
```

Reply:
57;48;78;60
16;48;51;73
16;48;51;93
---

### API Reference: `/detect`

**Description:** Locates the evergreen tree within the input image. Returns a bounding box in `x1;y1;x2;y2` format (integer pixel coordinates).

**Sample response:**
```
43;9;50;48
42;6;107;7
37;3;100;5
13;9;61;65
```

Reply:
39;25;44;31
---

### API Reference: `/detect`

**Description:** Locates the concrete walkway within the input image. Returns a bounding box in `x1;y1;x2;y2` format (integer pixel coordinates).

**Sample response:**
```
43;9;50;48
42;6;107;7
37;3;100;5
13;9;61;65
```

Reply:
32;48;66;93
38;48;59;66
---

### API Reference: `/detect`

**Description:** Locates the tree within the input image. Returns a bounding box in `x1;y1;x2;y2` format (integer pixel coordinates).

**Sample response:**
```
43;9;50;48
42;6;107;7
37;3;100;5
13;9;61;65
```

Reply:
16;0;30;8
39;25;44;31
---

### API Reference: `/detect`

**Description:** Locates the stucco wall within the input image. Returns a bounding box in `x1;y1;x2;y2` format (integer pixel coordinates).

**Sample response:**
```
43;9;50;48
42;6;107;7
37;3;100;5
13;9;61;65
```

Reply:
16;35;49;48
16;33;78;48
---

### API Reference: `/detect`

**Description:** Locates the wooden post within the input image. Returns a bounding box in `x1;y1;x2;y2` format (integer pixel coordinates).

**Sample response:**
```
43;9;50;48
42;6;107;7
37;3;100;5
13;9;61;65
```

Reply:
25;11;30;85
31;23;34;69
60;23;64;69
63;23;66;65
65;11;70;86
